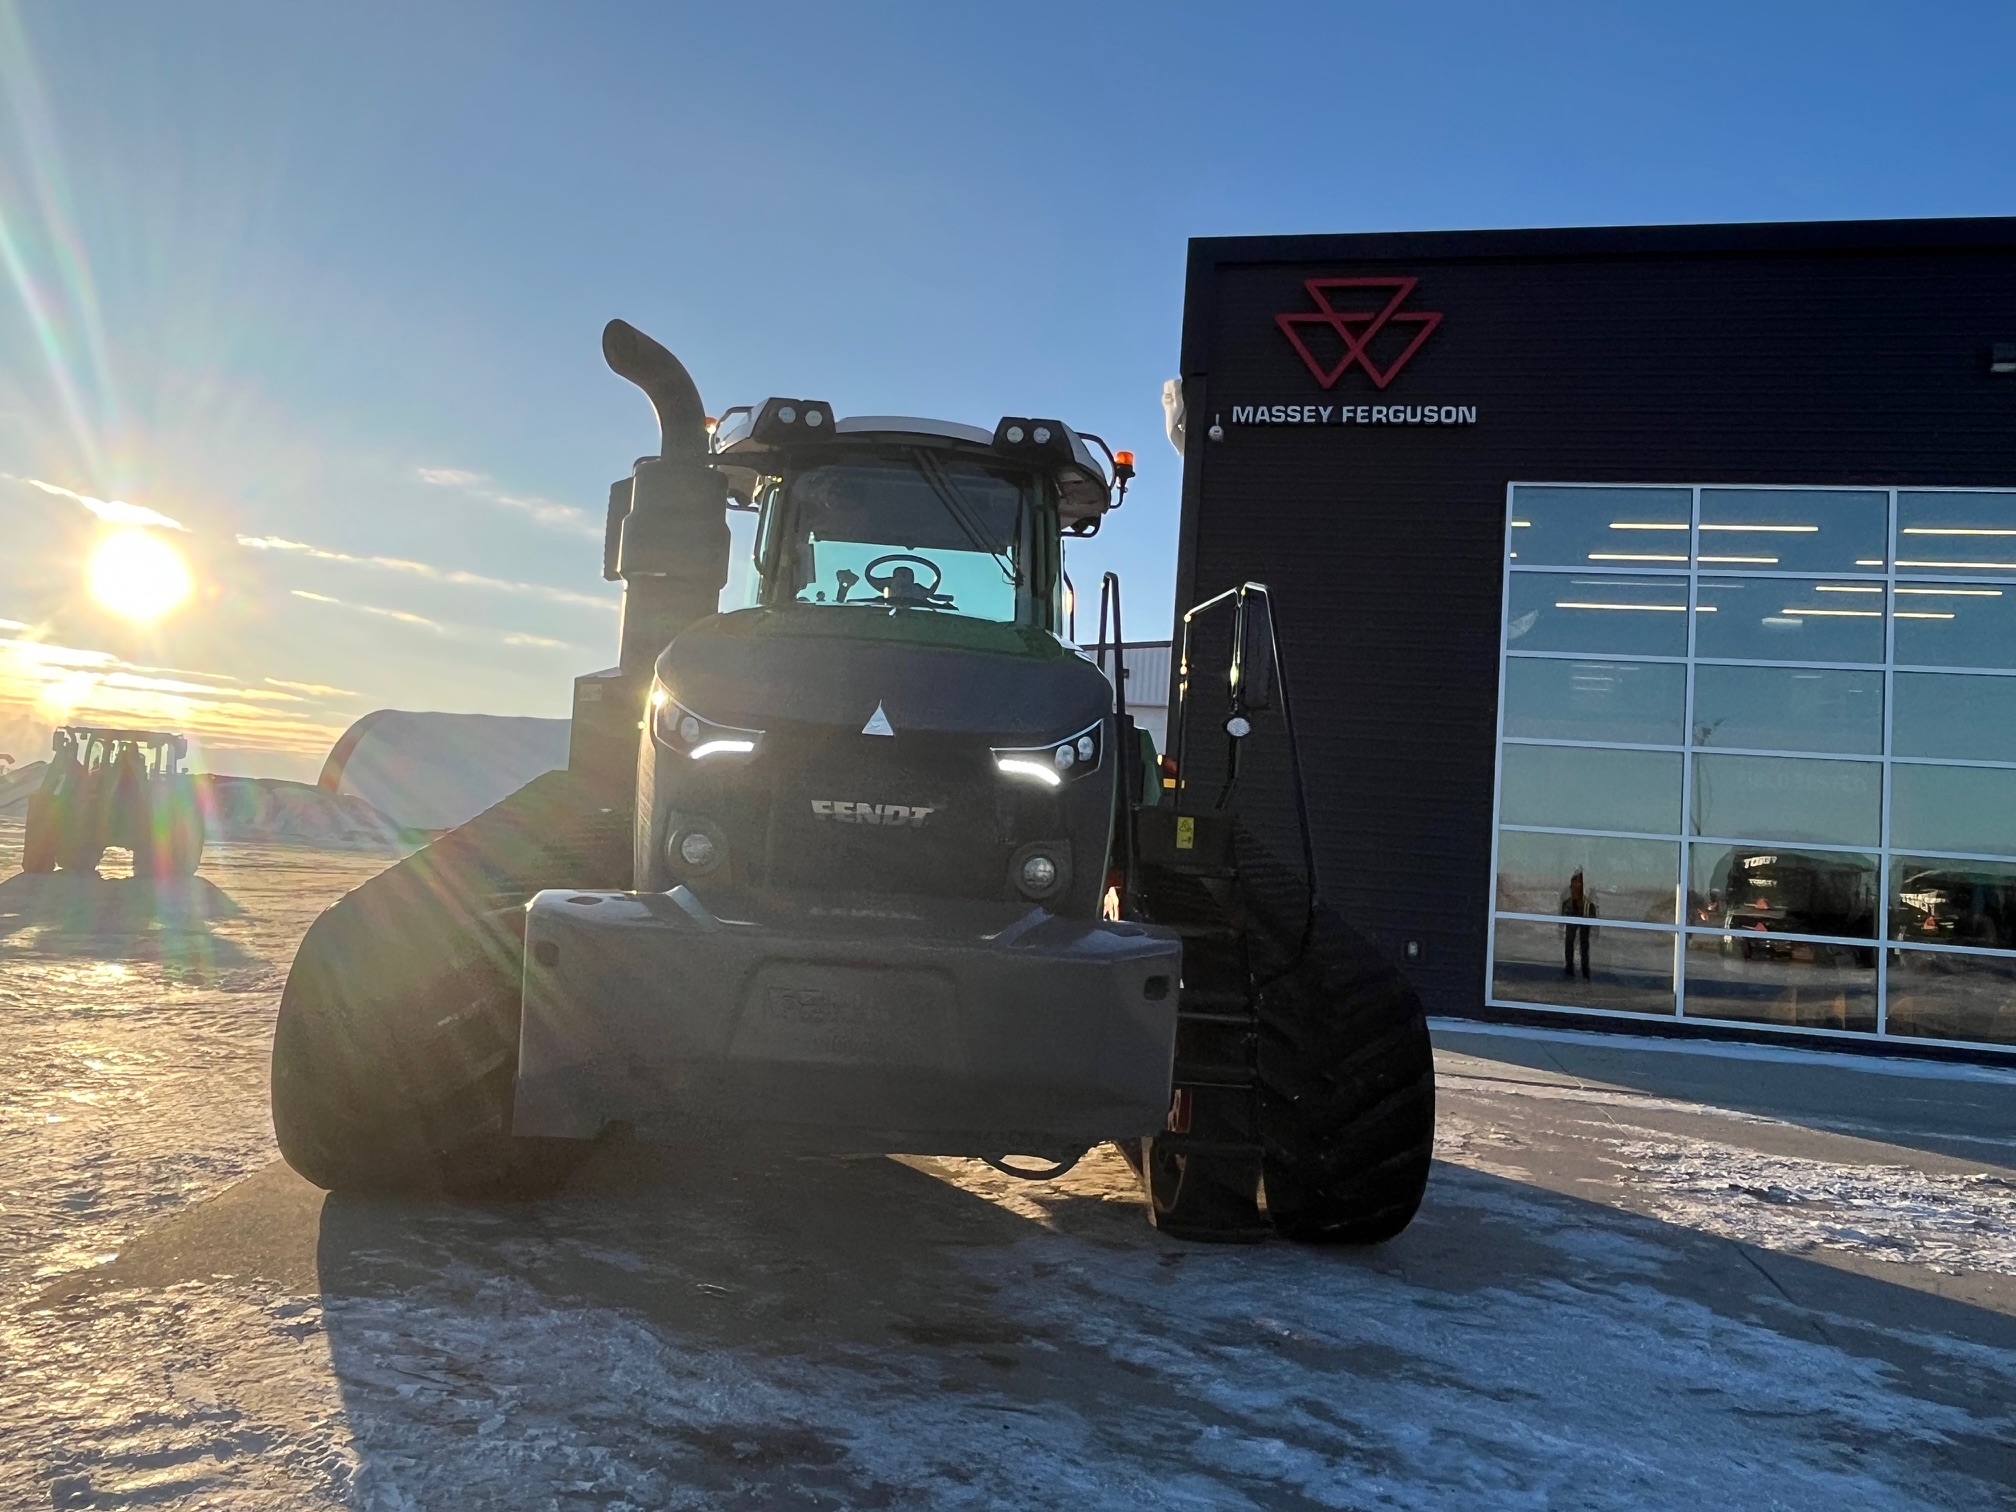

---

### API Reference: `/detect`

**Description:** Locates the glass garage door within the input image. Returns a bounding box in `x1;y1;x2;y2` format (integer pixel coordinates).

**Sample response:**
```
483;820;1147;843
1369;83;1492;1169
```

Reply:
1488;483;2016;1050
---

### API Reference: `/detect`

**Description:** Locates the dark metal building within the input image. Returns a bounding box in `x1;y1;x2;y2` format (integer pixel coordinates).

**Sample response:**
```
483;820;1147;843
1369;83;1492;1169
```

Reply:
1172;217;2016;1056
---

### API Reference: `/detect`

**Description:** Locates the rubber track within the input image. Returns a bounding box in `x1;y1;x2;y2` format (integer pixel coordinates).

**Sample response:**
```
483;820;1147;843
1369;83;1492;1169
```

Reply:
270;769;631;1196
1231;823;1437;1244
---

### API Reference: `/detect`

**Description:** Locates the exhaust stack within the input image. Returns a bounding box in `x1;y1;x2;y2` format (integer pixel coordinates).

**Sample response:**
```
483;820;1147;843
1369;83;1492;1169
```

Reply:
601;319;710;460
569;322;731;799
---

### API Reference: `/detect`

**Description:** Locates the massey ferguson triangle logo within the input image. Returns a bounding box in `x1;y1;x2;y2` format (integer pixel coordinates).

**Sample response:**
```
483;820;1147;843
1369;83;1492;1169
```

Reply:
1275;276;1443;390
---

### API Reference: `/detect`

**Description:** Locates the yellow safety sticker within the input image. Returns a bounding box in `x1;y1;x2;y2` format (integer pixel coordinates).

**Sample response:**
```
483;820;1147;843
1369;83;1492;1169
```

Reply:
1175;816;1195;850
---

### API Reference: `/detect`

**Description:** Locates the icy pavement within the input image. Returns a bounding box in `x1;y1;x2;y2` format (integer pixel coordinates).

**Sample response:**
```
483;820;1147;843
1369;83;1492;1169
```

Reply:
3;820;2015;1509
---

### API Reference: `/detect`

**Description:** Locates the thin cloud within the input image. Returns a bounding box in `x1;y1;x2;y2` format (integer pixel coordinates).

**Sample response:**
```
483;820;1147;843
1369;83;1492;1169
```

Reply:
0;635;347;758
265;676;358;699
291;588;446;631
289;590;582;653
417;465;601;538
240;534;615;610
5;473;189;530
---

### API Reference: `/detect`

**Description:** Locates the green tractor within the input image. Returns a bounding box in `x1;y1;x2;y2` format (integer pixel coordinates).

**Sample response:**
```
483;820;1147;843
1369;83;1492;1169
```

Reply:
270;322;1434;1242
22;726;205;879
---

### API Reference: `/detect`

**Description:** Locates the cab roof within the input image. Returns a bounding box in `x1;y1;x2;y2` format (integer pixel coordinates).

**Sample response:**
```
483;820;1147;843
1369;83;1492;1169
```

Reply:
709;404;1121;528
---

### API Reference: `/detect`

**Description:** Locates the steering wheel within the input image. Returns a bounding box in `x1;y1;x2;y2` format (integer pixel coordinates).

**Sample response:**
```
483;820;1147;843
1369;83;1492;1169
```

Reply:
863;553;947;603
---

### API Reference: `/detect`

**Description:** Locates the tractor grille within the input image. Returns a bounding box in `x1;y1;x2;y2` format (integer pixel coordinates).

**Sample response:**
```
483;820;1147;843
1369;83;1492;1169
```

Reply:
750;727;1009;899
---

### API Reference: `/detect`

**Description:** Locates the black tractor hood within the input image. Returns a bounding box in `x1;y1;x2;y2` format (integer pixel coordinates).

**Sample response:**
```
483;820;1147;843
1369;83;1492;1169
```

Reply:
655;607;1113;743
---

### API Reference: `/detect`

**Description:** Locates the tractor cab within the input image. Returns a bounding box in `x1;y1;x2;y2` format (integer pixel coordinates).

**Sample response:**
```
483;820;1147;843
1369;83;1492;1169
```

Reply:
708;403;1131;636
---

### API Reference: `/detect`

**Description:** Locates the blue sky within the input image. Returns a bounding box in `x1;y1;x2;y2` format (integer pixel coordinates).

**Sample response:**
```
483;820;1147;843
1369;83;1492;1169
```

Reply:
2;1;2012;778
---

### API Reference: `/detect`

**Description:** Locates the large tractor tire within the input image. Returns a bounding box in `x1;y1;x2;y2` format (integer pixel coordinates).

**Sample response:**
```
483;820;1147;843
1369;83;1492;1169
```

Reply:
56;767;110;874
21;781;58;873
1234;828;1436;1243
270;769;631;1198
134;775;205;879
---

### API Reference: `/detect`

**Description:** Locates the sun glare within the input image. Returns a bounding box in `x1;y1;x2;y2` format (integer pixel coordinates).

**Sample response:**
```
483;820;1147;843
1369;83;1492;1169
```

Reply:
89;530;194;622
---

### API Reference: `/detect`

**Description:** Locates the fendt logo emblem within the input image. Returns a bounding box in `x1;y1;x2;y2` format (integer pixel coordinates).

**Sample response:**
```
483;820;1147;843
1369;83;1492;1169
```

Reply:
1274;276;1443;390
811;800;934;828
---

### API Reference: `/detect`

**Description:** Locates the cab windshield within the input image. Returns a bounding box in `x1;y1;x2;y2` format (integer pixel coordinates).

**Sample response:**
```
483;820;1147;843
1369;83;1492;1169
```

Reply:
756;452;1050;627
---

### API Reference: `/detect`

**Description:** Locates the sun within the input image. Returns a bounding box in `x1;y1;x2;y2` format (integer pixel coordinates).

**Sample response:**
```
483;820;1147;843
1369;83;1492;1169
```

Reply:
89;529;194;622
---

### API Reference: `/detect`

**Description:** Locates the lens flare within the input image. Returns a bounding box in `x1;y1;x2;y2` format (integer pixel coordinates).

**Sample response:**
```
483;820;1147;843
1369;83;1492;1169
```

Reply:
88;530;193;622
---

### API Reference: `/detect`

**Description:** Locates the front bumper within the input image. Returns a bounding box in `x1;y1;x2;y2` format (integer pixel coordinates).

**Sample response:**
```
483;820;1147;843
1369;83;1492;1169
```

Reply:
515;885;1181;1153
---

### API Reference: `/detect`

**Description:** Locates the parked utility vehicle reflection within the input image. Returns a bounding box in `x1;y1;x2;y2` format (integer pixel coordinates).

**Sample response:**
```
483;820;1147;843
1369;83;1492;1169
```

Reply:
1892;867;2016;951
1694;848;1876;966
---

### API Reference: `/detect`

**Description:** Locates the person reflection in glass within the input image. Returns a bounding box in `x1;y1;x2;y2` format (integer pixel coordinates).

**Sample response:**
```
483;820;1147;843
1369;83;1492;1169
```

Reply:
1561;870;1598;980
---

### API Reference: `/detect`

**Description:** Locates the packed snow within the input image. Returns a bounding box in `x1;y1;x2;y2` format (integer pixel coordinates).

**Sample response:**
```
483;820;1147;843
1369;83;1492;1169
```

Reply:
3;823;2014;1508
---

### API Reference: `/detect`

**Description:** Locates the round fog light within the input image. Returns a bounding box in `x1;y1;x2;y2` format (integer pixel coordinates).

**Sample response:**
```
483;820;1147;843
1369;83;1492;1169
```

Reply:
678;830;718;869
1020;854;1058;893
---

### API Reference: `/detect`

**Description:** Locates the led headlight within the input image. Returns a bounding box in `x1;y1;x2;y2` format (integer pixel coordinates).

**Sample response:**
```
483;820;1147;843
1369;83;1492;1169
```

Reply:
992;720;1102;785
651;682;765;759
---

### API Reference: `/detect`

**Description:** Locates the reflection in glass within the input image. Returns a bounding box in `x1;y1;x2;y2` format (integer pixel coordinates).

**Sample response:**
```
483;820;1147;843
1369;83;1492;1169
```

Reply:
1499;744;1683;834
1496;830;1679;923
1896;491;2016;578
1890;856;2016;951
1491;918;1676;1016
1690;753;1880;845
1506;573;1689;657
1501;658;1686;745
1690;664;1882;754
1890;584;2016;670
1693;577;1885;664
1687;844;1876;938
1507;486;1693;569
1682;935;1877;1033
1893;671;2016;762
1885;949;2016;1046
1698;488;1887;574
1889;764;2016;858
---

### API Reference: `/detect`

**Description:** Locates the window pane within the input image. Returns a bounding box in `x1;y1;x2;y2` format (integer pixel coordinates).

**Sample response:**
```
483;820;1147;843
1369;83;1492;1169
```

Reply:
1891;584;2016;670
1500;745;1682;834
1694;577;1884;664
1509;486;1692;568
1698;488;1887;574
1687;844;1877;939
1682;935;1877;1033
1491;918;1676;1016
1896;491;2016;579
1890;764;2016;857
1885;950;2016;1047
1507;572;1689;656
1690;753;1880;845
1890;857;2016;951
1496;830;1679;923
1691;664;1882;754
1893;671;2016;762
1501;658;1685;744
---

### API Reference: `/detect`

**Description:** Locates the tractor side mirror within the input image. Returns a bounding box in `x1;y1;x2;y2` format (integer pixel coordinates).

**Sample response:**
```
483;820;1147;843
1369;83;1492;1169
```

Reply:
1229;594;1276;715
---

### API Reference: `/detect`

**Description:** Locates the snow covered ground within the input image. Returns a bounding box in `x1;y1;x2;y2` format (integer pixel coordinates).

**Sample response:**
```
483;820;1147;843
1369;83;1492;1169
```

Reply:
3;819;2014;1509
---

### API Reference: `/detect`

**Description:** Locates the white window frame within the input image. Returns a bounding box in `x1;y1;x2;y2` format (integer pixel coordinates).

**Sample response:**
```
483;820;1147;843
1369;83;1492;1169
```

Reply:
1485;481;2016;1054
